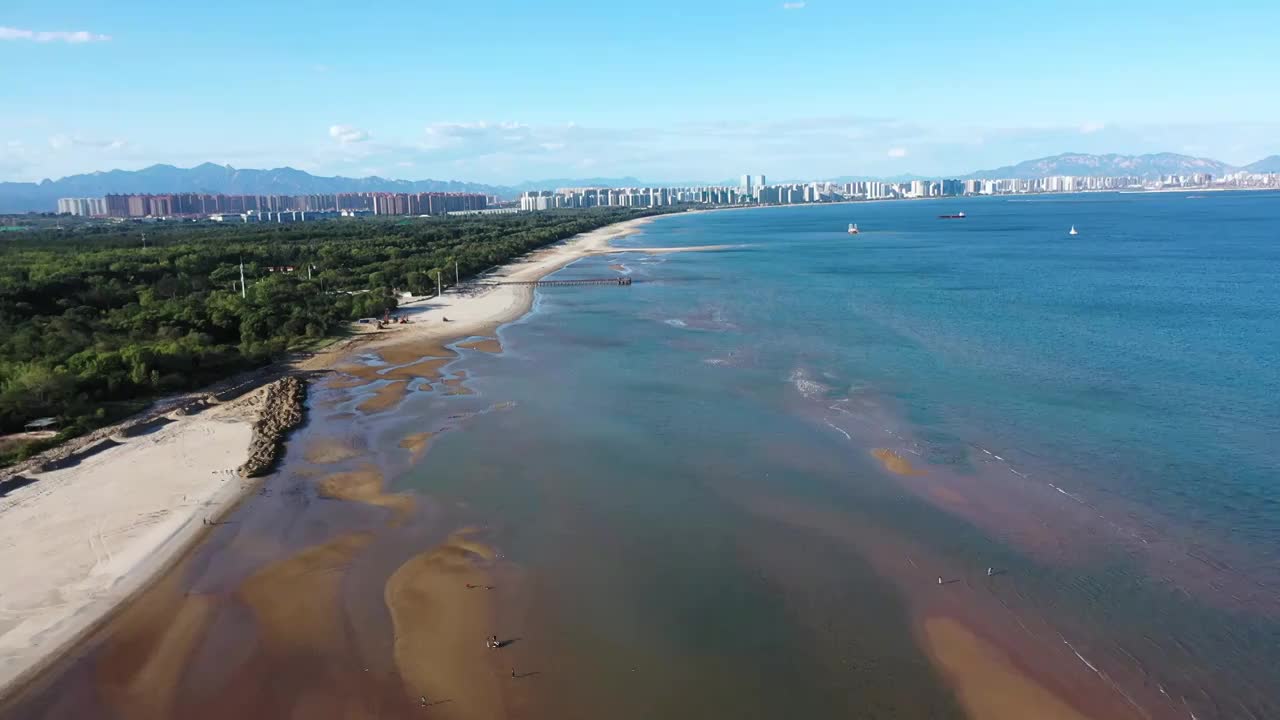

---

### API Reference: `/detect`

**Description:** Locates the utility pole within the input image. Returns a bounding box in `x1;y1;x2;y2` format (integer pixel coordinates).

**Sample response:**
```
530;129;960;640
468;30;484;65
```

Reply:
455;261;459;287
436;269;442;298
239;260;247;299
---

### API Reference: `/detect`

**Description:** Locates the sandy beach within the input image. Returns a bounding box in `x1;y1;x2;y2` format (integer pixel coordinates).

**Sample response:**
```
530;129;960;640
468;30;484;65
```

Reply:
0;397;260;696
0;211;688;702
338;213;731;366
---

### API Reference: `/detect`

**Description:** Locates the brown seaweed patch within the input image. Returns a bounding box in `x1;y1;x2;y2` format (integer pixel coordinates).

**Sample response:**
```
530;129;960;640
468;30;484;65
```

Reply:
921;617;1097;720
385;530;503;715
458;337;503;354
317;466;415;524
872;448;924;476
397;431;435;462
356;381;409;414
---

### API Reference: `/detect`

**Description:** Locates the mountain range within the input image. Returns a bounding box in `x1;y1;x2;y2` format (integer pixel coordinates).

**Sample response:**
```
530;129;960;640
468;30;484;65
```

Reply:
1;153;1276;213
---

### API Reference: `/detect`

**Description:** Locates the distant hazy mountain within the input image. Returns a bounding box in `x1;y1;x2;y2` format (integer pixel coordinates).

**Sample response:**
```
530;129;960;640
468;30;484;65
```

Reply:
967;153;1237;180
826;173;934;184
1244;155;1280;173
4;154;1278;213
0;164;705;213
0;163;510;213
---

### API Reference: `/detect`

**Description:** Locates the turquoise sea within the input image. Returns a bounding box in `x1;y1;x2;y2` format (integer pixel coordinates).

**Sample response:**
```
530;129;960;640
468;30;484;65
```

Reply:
423;191;1280;718
7;191;1279;720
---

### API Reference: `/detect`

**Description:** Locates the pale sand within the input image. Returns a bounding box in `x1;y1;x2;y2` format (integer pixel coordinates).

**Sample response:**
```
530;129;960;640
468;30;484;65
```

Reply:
0;400;257;696
368;215;732;364
0;212;716;700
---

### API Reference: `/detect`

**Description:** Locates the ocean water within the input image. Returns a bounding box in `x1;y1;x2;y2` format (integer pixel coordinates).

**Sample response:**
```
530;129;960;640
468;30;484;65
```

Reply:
7;191;1280;720
415;191;1280;719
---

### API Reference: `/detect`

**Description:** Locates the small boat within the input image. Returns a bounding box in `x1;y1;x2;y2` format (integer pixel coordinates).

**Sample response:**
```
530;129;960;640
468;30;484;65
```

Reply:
939;212;966;219
1068;225;1078;236
847;223;859;235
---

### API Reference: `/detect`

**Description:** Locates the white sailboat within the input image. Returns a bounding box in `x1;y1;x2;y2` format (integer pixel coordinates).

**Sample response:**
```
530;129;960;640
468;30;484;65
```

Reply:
1068;225;1079;236
847;223;859;235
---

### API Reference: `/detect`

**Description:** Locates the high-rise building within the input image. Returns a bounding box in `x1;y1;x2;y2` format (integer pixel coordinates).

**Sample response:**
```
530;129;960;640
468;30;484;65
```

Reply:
741;174;754;196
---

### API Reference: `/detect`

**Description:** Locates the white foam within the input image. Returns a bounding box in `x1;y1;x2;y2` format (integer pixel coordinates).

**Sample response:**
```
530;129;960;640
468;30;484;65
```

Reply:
824;420;851;440
787;368;829;399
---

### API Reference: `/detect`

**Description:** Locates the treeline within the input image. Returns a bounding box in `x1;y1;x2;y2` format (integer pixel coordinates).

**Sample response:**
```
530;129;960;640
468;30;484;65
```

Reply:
0;207;675;461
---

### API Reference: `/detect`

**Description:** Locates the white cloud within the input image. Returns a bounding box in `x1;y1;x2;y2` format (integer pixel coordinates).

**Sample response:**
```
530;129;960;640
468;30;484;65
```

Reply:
48;134;127;151
887;147;908;158
782;2;807;8
1079;121;1106;134
0;26;110;43
329;124;370;144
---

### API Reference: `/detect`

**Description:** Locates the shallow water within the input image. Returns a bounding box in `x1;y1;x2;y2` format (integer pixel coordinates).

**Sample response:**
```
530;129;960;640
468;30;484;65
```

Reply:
6;192;1280;720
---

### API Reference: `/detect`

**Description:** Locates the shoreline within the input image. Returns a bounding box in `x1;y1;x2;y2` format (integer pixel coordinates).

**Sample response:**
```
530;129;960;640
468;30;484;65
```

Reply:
0;394;262;698
0;210;688;703
309;209;738;369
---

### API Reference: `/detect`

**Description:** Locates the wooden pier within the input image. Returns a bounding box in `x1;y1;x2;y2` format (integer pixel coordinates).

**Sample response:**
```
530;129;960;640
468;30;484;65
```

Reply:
498;277;633;287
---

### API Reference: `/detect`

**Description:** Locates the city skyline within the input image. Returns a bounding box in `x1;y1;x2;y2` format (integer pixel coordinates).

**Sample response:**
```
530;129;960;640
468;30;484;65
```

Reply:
5;0;1280;182
53;166;1279;222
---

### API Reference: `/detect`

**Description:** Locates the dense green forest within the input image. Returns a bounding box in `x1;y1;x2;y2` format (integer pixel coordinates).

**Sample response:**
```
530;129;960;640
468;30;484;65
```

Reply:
0;207;676;462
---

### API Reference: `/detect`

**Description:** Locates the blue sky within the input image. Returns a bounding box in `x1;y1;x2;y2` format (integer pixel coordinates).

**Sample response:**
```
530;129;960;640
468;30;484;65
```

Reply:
3;0;1279;183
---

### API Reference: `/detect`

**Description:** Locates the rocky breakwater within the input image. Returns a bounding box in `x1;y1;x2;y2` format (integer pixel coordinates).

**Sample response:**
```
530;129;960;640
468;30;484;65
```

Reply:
238;376;308;478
